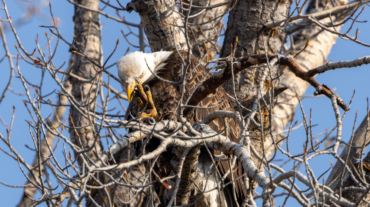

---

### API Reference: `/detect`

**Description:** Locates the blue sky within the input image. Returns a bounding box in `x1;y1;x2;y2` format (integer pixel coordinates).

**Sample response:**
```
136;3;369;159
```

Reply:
0;0;369;206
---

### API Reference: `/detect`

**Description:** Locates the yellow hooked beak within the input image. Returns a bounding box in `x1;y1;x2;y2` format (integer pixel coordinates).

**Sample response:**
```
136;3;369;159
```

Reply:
126;81;138;102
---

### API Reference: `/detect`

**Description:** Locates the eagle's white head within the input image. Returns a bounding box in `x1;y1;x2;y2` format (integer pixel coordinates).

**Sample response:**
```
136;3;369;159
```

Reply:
116;50;173;101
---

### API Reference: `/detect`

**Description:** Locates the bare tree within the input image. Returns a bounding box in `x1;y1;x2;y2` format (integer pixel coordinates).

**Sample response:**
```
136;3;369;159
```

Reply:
0;0;370;206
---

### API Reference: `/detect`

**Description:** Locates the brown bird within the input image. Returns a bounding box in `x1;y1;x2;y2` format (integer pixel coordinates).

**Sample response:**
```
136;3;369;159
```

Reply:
117;50;245;204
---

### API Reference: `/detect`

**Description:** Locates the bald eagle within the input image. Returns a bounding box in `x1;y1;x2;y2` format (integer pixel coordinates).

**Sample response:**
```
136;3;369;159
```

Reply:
117;50;245;203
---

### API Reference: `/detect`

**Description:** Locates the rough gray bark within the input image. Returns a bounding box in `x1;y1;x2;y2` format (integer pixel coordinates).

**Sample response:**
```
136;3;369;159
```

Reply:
69;0;103;171
127;0;187;52
220;0;290;57
183;0;229;60
215;1;290;202
220;0;290;111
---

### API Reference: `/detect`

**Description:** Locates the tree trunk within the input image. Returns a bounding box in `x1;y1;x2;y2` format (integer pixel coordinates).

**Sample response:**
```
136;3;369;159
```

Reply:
69;0;103;168
17;1;104;206
127;0;187;52
183;0;229;61
217;1;290;203
220;0;290;111
268;0;348;158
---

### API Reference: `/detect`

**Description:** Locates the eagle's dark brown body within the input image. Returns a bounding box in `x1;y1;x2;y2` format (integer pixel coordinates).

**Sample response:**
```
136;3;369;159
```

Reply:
126;50;245;200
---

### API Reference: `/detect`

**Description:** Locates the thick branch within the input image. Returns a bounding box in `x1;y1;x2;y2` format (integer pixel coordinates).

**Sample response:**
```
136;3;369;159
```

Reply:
69;0;103;167
185;53;349;116
279;56;349;111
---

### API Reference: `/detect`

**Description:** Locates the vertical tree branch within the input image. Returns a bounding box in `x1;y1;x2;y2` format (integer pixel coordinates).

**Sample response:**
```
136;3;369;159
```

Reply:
69;0;103;169
184;0;230;60
220;0;290;110
127;0;187;51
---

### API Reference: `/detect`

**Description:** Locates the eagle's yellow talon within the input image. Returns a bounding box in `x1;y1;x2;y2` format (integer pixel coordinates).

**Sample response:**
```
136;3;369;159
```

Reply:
133;83;148;108
138;109;159;122
140;90;159;121
136;97;145;109
135;84;159;122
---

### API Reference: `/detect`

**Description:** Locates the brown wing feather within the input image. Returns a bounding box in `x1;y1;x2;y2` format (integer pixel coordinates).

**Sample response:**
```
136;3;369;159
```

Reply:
126;50;245;198
174;51;244;197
